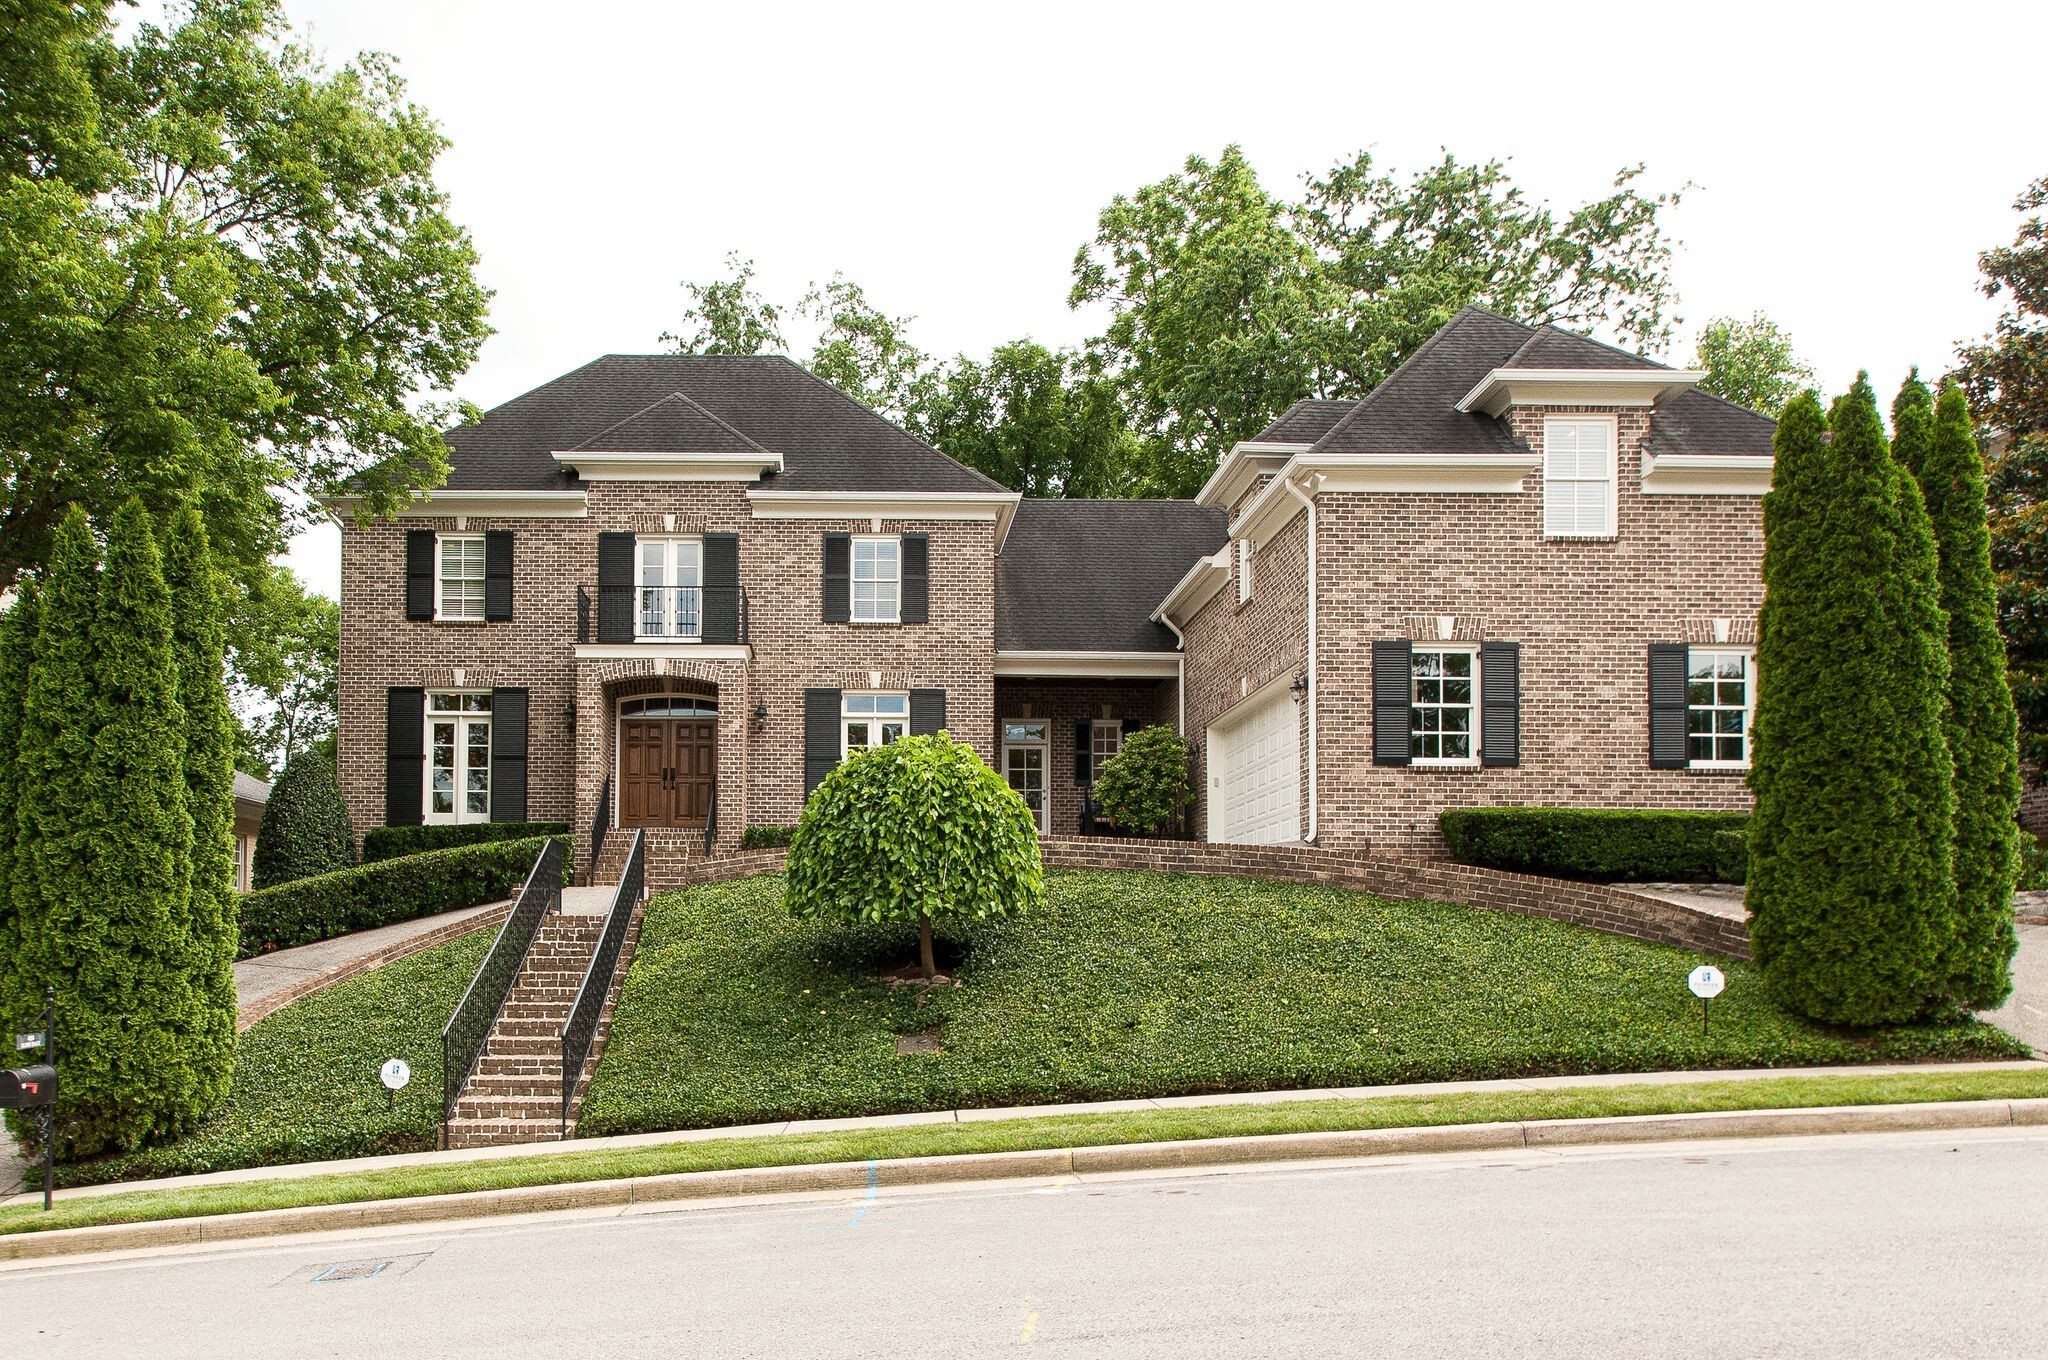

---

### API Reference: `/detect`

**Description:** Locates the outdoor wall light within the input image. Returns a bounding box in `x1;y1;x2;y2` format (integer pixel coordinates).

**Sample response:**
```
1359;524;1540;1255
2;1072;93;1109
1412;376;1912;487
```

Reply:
1289;673;1309;698
753;702;770;723
564;700;577;734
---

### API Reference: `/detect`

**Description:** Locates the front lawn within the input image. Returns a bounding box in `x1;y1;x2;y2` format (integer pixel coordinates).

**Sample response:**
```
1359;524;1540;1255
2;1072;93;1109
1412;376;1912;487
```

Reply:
577;870;2025;1136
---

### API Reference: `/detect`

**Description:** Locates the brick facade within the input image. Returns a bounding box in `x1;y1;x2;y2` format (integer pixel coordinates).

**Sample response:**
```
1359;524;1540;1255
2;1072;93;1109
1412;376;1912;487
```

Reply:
992;679;1176;836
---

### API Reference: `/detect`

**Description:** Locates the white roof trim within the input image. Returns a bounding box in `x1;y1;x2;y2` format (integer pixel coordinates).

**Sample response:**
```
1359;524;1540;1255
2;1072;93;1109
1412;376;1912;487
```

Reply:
552;450;783;482
1152;549;1231;629
322;490;589;518
1455;368;1706;417
994;650;1182;679
1195;440;1311;510
1229;450;1545;544
1640;452;1773;496
747;490;1021;548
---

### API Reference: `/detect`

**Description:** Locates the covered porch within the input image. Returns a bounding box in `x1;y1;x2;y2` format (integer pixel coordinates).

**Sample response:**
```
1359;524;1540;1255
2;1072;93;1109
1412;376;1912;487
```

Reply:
992;661;1179;839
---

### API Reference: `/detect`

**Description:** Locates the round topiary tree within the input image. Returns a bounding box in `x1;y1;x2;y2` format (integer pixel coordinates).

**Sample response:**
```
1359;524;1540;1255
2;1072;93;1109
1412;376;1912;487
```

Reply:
1092;724;1192;836
786;733;1042;978
253;750;356;890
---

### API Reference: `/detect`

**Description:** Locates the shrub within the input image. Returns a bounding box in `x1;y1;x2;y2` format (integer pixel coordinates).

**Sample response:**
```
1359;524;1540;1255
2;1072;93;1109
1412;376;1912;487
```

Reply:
1712;829;1748;885
2018;835;2048;893
253;751;355;889
1438;807;1750;882
361;821;570;863
786;733;1042;977
1092;725;1192;836
741;825;797;850
239;835;568;957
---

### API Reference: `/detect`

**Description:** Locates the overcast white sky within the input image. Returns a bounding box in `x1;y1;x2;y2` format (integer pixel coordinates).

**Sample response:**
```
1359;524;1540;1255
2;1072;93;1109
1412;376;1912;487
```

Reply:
258;0;2048;598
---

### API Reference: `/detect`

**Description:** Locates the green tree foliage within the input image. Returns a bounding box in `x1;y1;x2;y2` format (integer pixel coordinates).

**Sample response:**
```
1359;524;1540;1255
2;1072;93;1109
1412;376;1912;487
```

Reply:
786;734;1042;978
1091;725;1192;836
0;0;491;596
799;275;930;423
0;579;38;1024
1918;384;2022;1008
163;507;240;1110
660;252;786;356
908;341;1136;496
224;565;337;777
1747;381;1956;1025
252;749;356;890
1691;312;1817;416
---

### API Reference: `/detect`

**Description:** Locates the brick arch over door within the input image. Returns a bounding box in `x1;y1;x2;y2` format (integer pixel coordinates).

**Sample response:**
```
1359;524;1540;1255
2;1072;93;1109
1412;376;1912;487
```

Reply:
607;679;722;832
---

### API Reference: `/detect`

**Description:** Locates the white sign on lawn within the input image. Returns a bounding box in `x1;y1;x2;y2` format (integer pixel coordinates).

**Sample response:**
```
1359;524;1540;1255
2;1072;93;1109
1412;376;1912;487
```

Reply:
380;1058;411;1092
1688;965;1727;1000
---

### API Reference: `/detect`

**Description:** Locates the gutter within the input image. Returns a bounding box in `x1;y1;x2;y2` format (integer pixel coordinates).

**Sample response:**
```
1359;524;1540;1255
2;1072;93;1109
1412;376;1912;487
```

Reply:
1156;615;1188;735
1280;473;1321;844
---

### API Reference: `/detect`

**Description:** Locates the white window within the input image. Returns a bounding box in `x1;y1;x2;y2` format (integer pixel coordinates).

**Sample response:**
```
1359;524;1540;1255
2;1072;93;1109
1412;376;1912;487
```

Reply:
1411;647;1479;765
842;692;909;758
1687;648;1754;768
1236;538;1255;604
1543;417;1617;538
851;536;901;623
1091;721;1124;782
436;535;486;620
636;537;703;639
426;691;492;823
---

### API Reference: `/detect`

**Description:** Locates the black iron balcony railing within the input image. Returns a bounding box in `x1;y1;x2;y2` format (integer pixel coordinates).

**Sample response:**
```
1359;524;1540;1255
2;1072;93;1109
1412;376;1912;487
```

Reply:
577;585;747;645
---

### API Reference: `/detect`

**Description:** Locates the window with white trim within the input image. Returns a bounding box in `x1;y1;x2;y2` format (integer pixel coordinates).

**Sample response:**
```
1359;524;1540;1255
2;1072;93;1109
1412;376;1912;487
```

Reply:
426;691;492;822
1543;417;1616;538
436;535;487;621
636;537;703;639
1091;721;1124;781
841;692;908;758
1687;648;1754;767
851;536;901;623
1411;646;1479;765
1236;538;1254;604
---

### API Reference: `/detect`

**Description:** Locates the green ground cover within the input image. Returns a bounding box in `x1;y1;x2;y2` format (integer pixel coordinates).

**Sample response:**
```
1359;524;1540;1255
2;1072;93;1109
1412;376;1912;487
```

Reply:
50;928;490;1188
577;870;2026;1136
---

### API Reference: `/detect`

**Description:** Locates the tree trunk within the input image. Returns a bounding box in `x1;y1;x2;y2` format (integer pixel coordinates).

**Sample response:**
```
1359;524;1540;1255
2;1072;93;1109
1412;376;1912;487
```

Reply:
919;911;935;979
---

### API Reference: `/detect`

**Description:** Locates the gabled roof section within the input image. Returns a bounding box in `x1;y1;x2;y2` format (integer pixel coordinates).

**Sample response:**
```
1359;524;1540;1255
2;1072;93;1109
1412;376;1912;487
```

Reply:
1501;324;1661;371
997;500;1228;653
440;355;1004;494
1252;398;1357;445
1644;388;1777;456
568;392;771;454
1309;307;1535;455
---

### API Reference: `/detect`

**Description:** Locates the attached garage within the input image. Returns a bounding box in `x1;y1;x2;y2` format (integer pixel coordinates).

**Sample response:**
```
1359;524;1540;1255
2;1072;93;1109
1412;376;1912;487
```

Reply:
1209;684;1301;844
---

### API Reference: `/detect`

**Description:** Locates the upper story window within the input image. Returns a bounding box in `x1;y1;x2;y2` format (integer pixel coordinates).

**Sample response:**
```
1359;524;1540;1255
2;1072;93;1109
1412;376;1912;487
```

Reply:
437;535;486;620
842;692;908;757
851;536;901;623
1687;648;1753;768
637;537;703;639
1411;646;1479;766
1236;538;1255;604
1543;417;1617;538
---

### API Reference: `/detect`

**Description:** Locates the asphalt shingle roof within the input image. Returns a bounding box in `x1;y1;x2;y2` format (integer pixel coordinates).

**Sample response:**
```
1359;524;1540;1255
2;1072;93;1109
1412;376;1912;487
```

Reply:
441;355;1004;494
997;500;1228;653
1251;399;1357;445
569;392;772;455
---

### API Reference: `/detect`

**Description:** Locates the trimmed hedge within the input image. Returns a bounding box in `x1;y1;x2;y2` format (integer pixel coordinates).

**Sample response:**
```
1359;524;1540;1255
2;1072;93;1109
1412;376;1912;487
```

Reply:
740;825;797;850
238;835;570;958
361;821;570;863
1439;808;1749;883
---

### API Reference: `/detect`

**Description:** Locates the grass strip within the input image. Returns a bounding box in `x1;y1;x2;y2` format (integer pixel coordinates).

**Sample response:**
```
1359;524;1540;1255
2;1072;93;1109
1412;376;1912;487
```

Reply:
5;1066;2045;1239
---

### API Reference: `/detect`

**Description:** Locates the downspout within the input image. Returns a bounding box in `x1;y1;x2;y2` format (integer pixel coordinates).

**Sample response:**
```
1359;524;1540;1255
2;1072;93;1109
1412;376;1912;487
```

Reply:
1158;614;1188;736
1280;473;1321;844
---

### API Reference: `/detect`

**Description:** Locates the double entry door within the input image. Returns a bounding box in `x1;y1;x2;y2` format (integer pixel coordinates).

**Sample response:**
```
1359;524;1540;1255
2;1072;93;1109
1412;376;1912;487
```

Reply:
619;719;716;828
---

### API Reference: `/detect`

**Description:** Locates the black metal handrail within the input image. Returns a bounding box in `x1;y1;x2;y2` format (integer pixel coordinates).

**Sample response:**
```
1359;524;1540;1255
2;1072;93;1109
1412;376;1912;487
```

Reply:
440;836;564;1126
588;776;610;884
704;779;717;854
558;828;644;1136
583;585;748;645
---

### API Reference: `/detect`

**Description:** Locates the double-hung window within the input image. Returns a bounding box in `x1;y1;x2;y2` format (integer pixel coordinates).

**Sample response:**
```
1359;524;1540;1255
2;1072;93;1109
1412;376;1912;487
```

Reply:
637;538;703;639
1411;647;1479;765
1091;721;1124;781
842;693;909;758
1543;417;1617;538
1687;648;1753;767
1236;538;1255;604
851;537;901;623
426;691;492;823
437;535;487;621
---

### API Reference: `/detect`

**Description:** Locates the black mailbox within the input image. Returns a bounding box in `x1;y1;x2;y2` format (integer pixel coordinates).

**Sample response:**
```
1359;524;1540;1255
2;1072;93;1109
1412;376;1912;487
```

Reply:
0;1065;55;1108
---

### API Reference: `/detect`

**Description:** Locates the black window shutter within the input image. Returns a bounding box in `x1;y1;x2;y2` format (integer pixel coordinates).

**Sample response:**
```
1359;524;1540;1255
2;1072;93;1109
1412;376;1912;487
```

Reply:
910;688;946;735
804;688;842;794
1649;643;1690;769
900;534;929;624
597;531;635;643
405;531;435;621
1372;639;1413;766
489;687;528;821
702;533;740;644
484;531;514;620
1480;641;1521;768
821;533;851;623
1074;718;1094;784
385;687;425;825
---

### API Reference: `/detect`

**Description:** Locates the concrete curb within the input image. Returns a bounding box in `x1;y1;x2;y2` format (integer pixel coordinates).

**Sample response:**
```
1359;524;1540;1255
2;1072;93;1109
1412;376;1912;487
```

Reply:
6;1096;2045;1263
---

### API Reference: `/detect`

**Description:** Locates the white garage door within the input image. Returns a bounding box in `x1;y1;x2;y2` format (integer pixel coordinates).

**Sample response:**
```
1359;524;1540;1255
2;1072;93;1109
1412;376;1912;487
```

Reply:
1212;688;1300;844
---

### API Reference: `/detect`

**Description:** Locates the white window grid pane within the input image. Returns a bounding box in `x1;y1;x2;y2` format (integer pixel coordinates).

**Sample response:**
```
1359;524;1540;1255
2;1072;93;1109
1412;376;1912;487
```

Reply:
1543;422;1614;537
636;540;703;638
1686;650;1751;764
1092;723;1122;778
1411;649;1477;761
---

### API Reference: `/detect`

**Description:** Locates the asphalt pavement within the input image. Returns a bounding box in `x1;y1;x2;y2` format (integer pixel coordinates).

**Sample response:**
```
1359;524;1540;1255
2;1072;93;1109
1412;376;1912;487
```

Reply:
6;1125;2044;1358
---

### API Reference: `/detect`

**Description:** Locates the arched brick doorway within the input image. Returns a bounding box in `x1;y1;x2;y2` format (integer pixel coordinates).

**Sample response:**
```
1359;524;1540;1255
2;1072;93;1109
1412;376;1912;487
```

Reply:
615;688;719;830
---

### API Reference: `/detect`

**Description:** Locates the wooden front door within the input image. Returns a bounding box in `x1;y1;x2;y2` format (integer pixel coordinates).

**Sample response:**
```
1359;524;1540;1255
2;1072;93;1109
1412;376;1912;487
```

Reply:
618;718;717;829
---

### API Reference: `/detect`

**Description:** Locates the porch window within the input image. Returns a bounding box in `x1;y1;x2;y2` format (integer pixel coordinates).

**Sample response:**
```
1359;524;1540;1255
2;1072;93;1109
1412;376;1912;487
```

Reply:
426;691;492;822
1410;647;1479;766
436;535;487;621
842;692;908;758
637;538;703;639
851;537;900;623
1091;721;1123;780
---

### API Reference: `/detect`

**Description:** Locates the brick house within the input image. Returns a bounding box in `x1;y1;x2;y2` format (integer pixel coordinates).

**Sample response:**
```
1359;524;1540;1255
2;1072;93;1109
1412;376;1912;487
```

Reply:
333;308;1773;877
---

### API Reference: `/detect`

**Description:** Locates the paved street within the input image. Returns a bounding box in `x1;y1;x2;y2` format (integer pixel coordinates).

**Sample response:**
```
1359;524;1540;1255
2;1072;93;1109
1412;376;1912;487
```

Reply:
6;1127;2045;1358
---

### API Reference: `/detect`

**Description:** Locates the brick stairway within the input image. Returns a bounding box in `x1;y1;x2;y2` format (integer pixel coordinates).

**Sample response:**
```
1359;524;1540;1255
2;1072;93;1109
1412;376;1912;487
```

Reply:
442;903;644;1149
592;828;716;891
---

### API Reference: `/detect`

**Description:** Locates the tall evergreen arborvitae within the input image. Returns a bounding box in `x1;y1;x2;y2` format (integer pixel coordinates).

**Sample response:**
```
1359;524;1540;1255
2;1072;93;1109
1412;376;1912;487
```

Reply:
1748;378;1955;1024
1891;370;1936;483
1918;384;2022;1008
0;581;39;1026
164;508;240;1109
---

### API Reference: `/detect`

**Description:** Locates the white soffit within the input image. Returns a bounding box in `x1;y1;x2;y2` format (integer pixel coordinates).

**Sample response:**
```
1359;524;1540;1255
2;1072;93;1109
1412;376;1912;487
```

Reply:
1455;368;1707;417
1195;441;1310;510
747;490;1022;549
1152;549;1231;629
993;651;1183;679
1639;452;1773;496
552;450;784;481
